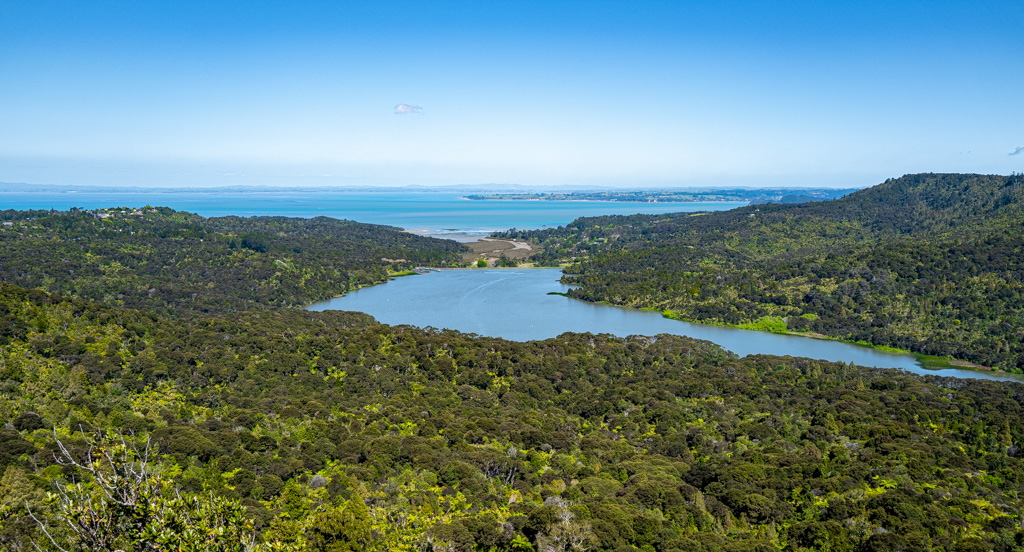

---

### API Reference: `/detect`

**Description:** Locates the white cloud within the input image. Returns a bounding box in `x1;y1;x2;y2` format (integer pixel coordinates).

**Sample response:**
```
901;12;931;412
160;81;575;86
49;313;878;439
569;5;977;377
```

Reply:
394;103;422;115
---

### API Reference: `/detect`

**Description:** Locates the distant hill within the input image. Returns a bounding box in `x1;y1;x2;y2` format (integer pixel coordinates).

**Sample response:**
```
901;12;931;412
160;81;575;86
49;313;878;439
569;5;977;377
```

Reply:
500;174;1024;371
780;194;820;203
0;207;466;316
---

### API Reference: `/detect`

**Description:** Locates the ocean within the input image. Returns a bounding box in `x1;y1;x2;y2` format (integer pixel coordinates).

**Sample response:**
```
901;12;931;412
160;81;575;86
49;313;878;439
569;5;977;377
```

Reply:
0;190;745;238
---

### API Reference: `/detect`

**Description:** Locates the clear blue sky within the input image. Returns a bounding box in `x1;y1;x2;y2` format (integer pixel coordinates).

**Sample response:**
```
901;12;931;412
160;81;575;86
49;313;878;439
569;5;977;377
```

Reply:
2;1;1022;188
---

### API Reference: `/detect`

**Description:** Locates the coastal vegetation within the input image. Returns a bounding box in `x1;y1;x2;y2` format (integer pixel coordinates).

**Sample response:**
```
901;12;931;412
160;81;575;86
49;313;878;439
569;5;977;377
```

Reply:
0;283;1023;550
0;183;1021;550
498;174;1024;372
0;207;466;316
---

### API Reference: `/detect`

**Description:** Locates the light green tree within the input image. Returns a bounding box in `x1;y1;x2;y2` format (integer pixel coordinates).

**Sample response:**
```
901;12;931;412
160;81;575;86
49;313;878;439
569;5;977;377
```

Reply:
29;431;293;552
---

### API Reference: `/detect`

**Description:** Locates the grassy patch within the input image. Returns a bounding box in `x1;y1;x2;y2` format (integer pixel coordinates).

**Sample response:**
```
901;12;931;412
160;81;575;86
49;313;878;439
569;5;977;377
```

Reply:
915;354;953;371
851;340;909;354
662;309;684;321
736;316;789;334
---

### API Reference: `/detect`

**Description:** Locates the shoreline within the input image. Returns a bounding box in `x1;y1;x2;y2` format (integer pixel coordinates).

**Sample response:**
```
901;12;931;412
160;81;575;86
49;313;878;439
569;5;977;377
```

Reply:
459;197;742;204
653;307;1007;375
307;271;1021;381
325;266;1011;378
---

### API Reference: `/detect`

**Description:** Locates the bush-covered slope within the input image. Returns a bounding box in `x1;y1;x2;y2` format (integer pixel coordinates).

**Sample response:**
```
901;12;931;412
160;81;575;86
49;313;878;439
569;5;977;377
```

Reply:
1;283;1023;551
501;174;1024;370
0;207;467;316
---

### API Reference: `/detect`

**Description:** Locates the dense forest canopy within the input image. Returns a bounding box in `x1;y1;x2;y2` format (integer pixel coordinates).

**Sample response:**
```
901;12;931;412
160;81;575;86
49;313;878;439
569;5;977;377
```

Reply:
0;185;1022;551
1;283;1023;551
498;174;1024;371
0;207;467;316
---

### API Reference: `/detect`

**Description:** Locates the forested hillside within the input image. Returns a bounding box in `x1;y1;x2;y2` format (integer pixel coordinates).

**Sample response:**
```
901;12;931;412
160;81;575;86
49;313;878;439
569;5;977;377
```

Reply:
499;174;1024;371
0;207;466;315
1;197;1023;551
1;283;1023;551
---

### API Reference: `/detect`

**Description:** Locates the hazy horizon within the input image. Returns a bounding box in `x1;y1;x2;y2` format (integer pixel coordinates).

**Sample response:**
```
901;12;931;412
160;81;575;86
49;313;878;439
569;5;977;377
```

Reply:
0;172;868;193
3;1;1022;189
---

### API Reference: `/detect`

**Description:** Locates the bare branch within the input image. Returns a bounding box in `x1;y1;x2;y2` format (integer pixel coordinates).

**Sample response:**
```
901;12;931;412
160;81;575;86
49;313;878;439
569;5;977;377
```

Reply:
25;506;69;552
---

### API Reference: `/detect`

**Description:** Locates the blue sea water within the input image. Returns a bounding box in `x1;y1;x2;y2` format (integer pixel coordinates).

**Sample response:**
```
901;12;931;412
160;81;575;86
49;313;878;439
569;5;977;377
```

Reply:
0;190;745;237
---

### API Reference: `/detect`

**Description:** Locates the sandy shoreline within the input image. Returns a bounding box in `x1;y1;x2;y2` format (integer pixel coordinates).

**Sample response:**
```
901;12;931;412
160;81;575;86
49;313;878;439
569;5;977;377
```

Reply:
460;237;536;265
404;229;489;243
401;229;538;265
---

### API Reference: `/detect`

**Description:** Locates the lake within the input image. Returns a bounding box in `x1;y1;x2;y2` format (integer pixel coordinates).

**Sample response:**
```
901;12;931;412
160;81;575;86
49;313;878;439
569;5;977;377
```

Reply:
0;190;745;238
309;268;1024;383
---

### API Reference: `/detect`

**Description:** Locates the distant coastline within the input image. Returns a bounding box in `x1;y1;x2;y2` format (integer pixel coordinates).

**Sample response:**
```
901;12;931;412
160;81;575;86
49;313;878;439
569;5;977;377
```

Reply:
464;188;859;204
1;182;861;201
459;196;741;203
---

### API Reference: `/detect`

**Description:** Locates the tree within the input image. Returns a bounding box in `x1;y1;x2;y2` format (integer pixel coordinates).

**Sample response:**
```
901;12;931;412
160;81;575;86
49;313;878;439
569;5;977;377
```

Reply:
535;497;594;552
29;431;274;552
0;465;46;550
306;497;372;552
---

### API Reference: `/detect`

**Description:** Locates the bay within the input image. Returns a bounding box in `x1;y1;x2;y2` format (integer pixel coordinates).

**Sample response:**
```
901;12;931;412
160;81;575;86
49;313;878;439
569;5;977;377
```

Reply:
309;268;1024;383
0;190;744;237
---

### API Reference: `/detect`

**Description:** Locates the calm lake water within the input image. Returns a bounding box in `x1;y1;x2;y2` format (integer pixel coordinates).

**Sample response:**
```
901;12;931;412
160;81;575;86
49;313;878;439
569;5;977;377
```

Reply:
0;190;744;237
309;269;1024;383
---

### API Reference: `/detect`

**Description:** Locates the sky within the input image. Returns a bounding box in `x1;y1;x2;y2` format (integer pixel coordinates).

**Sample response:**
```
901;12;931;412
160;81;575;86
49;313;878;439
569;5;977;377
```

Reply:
1;0;1022;189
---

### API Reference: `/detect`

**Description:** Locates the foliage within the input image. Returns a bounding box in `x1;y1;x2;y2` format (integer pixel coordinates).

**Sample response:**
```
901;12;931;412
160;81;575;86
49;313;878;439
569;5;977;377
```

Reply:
496;255;519;268
0;207;467;316
500;174;1024;370
2;188;1024;550
31;431;270;551
0;283;1022;550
